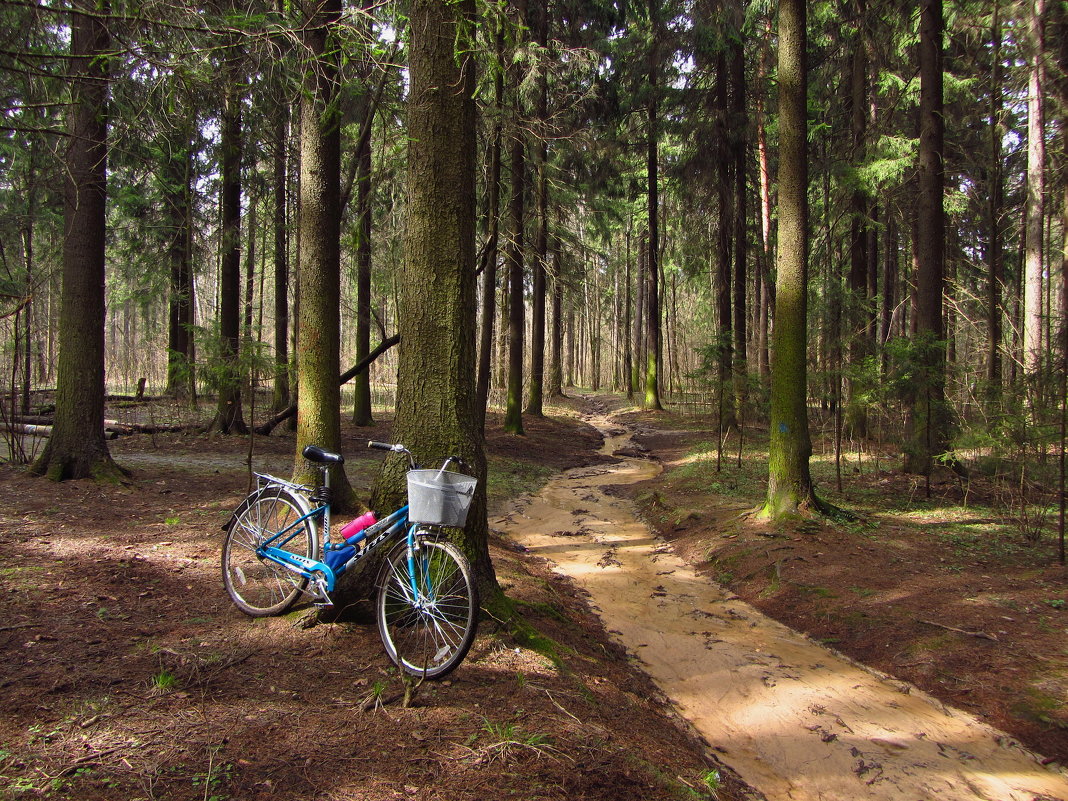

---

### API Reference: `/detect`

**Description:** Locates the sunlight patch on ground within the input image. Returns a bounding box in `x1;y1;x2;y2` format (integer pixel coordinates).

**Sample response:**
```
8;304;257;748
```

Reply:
471;645;557;678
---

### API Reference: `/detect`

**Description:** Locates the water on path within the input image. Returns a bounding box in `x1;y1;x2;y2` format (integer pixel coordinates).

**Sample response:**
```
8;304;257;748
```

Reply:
492;409;1068;801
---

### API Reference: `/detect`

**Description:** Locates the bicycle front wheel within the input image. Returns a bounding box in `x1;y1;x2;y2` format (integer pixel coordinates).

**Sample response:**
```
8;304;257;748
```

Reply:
376;537;478;679
222;486;318;617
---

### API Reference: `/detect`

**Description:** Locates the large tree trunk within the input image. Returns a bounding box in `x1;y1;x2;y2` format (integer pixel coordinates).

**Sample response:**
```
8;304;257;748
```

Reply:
372;0;496;594
292;0;354;505
31;0;122;481
1059;0;1068;566
632;231;646;397
904;0;951;475
272;100;291;413
351;100;374;426
881;215;897;374
1022;0;1046;379
846;12;870;437
243;196;257;343
548;249;565;398
622;226;633;398
503;0;527;435
476;19;505;422
352;1;375;427
20;137;38;417
644;0;663;411
764;0;816;517
755;12;772;384
165;130;195;401
715;52;734;426
730;33;747;423
214;30;248;435
525;7;549;417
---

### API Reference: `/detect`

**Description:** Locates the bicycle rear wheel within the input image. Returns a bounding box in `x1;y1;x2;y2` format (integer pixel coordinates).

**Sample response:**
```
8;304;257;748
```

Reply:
376;537;478;679
222;486;318;617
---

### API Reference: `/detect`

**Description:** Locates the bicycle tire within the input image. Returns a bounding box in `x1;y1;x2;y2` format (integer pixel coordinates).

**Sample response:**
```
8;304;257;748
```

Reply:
376;536;478;679
222;486;318;617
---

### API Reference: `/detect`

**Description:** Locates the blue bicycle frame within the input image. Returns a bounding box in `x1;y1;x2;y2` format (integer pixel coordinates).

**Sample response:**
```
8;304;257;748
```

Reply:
256;499;415;593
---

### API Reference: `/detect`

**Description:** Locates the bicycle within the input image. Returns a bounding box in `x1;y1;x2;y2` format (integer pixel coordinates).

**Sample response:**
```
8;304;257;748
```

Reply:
221;441;479;679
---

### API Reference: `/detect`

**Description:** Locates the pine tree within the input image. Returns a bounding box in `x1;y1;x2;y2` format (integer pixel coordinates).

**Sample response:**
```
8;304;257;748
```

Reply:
764;0;817;517
31;0;122;481
374;0;497;593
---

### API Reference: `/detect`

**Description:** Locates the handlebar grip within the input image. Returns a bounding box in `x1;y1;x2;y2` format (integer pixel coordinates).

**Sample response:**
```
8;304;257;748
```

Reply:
368;440;394;451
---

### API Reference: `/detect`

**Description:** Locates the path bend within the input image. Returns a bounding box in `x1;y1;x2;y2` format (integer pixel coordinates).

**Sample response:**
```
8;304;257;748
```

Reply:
492;403;1068;801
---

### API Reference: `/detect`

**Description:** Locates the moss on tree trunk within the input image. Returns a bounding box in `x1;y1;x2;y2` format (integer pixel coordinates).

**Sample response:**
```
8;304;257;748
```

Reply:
764;0;817;518
291;0;355;508
371;0;498;597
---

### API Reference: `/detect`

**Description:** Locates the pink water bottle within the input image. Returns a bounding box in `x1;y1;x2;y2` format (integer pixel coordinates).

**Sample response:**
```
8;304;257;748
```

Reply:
340;510;377;544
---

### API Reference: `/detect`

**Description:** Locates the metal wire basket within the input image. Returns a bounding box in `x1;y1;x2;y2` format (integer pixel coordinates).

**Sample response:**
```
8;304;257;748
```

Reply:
406;469;477;526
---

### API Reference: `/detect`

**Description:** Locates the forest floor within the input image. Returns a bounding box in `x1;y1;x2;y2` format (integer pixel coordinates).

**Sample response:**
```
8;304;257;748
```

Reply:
0;390;1066;799
0;395;754;801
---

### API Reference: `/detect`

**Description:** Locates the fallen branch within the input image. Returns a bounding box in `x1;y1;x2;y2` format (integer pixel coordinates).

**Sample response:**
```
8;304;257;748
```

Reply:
918;619;998;641
0;622;40;632
104;421;188;435
254;334;400;435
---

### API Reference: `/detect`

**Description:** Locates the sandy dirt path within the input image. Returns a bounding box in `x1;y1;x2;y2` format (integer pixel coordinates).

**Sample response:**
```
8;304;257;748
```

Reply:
492;407;1068;801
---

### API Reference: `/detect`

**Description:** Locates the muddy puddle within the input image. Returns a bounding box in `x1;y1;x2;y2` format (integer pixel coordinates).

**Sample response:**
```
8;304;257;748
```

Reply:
492;408;1068;801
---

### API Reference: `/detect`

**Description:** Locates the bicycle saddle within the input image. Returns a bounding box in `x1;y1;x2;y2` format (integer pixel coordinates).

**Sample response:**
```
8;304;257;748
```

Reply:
302;445;345;464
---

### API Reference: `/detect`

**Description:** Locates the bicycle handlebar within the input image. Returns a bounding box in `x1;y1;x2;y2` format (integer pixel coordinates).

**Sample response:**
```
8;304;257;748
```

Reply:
368;440;405;453
368;440;417;469
367;442;470;474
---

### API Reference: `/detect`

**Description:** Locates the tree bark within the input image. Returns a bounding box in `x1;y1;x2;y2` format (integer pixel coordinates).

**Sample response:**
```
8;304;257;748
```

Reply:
755;11;772;383
1022;0;1046;379
525;6;549;417
633;231;646;396
352;1;375;427
644;0;663;411
372;0;496;594
351;97;374;426
503;0;527;435
272;98;291;413
31;0;122;481
213;28;248;435
244;194;257;343
715;51;734;425
730;33;747;423
847;11;870;437
165;130;195;401
765;0;816;517
548;249;564;398
292;0;353;505
476;19;505;422
904;0;951;475
1057;0;1068;565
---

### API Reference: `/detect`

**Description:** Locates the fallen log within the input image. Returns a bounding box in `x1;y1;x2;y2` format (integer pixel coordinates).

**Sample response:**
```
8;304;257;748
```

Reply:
7;414;53;426
104;421;188;435
254;334;400;436
8;423;51;437
6;420;191;439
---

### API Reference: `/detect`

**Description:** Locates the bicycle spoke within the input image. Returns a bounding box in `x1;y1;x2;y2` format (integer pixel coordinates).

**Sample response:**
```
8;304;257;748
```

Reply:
376;539;477;679
223;489;315;617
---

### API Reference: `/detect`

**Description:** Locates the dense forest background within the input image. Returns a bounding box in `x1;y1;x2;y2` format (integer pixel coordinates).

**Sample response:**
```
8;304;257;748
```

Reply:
1;0;1067;530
